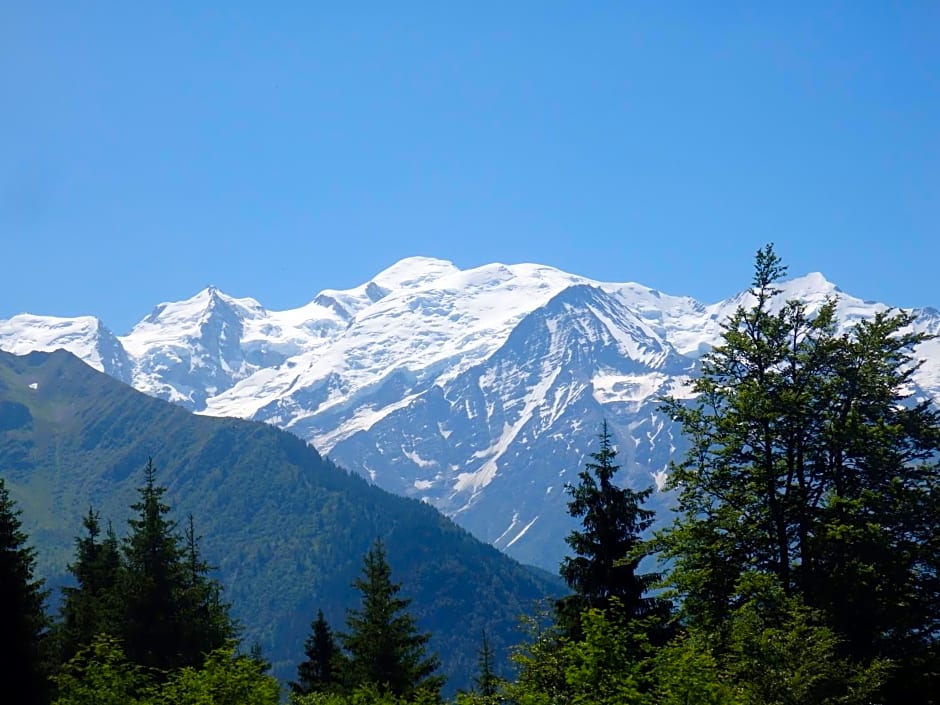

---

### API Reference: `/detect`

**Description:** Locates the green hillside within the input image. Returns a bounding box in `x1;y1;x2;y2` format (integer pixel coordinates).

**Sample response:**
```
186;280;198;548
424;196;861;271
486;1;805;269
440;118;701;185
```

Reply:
0;349;561;691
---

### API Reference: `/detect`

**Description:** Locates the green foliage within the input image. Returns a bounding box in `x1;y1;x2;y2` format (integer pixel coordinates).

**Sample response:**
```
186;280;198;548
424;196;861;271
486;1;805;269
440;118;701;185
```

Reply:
505;605;569;705
53;634;154;705
156;644;281;705
721;575;888;705
648;631;740;705
0;476;50;705
560;605;647;705
53;635;279;705
288;681;441;705
340;541;444;700
658;244;940;702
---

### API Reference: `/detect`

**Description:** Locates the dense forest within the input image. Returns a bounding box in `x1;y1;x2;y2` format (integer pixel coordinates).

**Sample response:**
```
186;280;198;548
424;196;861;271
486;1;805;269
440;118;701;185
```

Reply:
3;246;938;704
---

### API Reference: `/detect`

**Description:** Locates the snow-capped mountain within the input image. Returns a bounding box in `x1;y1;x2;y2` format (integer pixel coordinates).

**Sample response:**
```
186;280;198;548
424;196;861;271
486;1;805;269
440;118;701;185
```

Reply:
3;257;938;569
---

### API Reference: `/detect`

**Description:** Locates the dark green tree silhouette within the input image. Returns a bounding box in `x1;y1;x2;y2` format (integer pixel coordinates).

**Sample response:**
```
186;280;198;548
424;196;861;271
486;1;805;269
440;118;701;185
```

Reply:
58;507;123;663
557;421;668;639
473;629;501;698
340;540;444;699
121;459;235;673
0;477;50;705
291;608;344;695
179;513;237;661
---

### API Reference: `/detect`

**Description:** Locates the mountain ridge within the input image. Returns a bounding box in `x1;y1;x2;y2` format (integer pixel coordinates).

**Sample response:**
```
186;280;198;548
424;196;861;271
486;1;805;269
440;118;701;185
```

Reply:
3;258;938;569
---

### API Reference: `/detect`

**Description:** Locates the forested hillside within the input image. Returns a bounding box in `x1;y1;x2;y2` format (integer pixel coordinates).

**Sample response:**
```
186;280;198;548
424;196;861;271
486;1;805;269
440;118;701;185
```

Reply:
0;348;560;691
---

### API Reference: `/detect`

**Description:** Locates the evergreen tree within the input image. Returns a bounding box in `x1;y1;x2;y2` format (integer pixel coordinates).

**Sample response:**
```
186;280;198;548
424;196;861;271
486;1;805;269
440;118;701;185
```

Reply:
340;540;444;699
179;514;238;660
58;507;123;663
121;459;235;673
557;422;668;638
292;608;343;695
0;476;50;705
659;244;940;703
472;630;500;698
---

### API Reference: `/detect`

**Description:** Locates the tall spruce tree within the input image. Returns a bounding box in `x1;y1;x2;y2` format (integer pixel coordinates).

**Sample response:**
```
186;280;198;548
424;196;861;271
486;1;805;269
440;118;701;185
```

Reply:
292;608;343;695
557;422;668;638
180;514;238;660
121;459;235;673
340;540;444;699
472;629;500;698
58;507;123;664
659;244;940;703
0;477;50;705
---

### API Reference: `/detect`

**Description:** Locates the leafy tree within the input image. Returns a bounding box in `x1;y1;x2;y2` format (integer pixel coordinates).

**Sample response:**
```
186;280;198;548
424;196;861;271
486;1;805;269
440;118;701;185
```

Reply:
53;634;153;705
648;631;740;705
0;476;50;705
560;603;648;705
658;244;940;702
293;609;344;695
54;636;279;705
156;644;281;705
340;540;444;699
557;422;668;640
58;508;123;663
505;605;569;705
721;575;887;705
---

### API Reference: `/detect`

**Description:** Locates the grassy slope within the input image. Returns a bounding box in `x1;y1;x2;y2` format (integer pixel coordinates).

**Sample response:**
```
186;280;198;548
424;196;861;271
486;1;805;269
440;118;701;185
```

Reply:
0;349;562;691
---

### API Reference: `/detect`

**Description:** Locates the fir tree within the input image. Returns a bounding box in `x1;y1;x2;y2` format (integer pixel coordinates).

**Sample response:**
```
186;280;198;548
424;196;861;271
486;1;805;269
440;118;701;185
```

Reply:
58;507;123;664
557;421;668;639
121;459;235;673
0;477;50;705
179;514;238;660
473;629;500;698
292;608;343;695
340;540;444;699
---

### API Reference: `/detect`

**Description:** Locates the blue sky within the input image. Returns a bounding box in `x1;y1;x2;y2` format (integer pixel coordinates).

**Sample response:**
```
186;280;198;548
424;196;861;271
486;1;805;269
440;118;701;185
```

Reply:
2;2;938;333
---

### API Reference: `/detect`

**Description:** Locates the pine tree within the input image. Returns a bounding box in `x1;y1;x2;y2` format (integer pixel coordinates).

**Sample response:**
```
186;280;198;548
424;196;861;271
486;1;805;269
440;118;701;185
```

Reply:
179;514;238;660
557;421;668;638
0;477;50;705
292;608;343;695
340;540;444;699
121;459;235;673
58;507;124;664
473;629;500;698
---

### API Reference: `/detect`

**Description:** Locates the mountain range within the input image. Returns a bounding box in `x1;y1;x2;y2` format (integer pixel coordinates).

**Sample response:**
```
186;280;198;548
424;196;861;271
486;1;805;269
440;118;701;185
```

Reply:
3;257;939;569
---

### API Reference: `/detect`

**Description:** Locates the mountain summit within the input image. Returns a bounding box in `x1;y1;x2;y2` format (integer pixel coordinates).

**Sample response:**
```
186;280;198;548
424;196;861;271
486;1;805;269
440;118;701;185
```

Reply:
2;259;938;569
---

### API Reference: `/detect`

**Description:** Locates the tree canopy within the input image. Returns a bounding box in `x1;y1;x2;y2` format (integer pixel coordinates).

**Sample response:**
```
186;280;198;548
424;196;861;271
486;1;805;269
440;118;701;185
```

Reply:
658;243;940;702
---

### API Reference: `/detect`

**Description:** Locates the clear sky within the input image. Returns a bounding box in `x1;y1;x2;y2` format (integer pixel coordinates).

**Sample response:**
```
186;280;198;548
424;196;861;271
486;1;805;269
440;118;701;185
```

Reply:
2;2;938;334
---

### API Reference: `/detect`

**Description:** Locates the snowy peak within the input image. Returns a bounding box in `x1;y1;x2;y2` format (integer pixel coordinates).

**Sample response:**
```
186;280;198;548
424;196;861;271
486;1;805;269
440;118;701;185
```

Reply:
130;287;265;339
0;314;132;383
120;287;272;410
371;256;460;290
